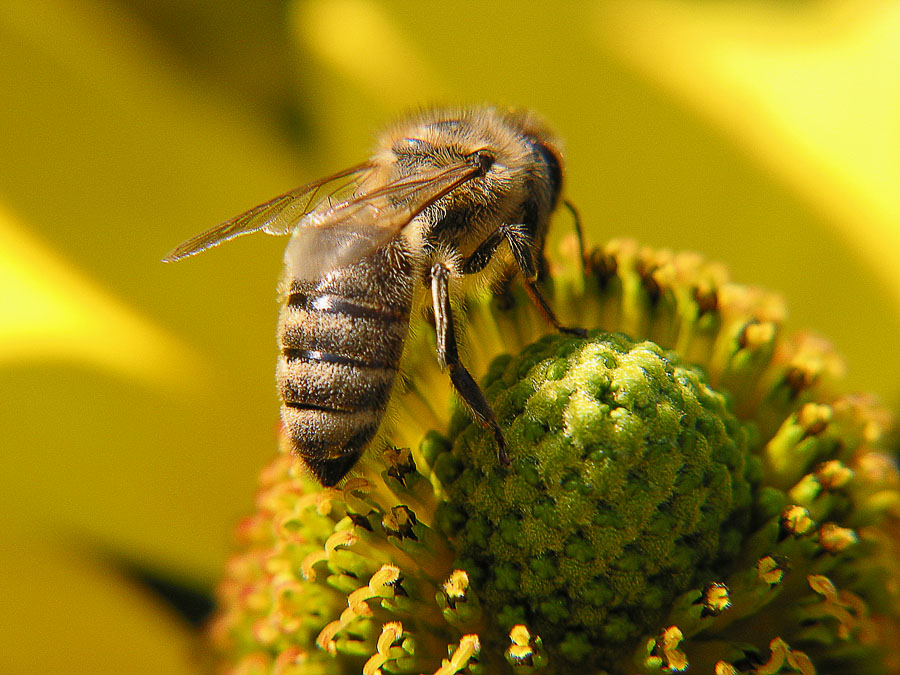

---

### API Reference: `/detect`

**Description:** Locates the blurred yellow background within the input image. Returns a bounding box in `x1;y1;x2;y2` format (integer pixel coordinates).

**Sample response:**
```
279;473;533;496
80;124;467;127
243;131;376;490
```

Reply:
1;0;898;671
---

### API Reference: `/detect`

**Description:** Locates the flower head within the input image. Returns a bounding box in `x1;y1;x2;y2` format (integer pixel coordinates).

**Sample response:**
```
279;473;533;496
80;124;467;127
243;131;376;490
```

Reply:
210;238;899;674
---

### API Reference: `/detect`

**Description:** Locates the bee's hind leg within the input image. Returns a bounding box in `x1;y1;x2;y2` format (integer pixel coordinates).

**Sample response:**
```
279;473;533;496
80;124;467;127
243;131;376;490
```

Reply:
461;223;586;338
430;262;509;465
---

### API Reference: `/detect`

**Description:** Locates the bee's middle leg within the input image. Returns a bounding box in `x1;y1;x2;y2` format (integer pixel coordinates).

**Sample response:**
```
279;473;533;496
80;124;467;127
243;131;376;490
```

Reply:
461;223;586;337
430;262;509;465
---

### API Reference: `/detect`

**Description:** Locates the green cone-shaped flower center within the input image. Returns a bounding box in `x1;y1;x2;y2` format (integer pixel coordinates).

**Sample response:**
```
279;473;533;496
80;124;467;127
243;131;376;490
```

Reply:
434;331;757;668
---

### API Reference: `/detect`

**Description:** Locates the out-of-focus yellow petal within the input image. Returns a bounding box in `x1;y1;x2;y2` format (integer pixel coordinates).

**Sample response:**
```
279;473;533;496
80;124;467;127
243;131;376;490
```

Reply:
0;528;198;674
0;0;303;585
597;0;900;318
287;0;449;159
294;0;445;106
0;203;206;391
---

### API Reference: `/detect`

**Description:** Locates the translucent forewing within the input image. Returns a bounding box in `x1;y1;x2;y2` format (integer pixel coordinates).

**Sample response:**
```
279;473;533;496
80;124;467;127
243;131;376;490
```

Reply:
276;160;483;279
161;163;373;262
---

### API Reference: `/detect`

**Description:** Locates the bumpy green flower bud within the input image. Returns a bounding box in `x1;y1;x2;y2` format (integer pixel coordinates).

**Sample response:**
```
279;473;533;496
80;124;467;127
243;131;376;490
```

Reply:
209;238;900;675
432;331;757;669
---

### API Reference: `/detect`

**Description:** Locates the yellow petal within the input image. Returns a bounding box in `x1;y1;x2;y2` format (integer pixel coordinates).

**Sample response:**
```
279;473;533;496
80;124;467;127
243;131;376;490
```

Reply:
0;203;206;391
0;529;199;674
597;0;900;321
0;0;300;583
294;0;445;106
287;0;449;159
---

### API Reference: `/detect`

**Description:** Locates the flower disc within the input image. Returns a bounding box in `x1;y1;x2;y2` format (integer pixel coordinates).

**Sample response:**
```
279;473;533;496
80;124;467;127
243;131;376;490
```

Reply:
435;331;758;668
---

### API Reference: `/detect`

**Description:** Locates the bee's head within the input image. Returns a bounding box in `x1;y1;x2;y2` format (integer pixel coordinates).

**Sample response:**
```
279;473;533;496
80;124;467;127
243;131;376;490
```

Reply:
525;135;564;208
463;131;563;211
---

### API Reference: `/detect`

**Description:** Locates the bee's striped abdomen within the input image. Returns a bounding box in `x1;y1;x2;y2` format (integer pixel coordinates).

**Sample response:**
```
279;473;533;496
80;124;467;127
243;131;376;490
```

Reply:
277;244;414;486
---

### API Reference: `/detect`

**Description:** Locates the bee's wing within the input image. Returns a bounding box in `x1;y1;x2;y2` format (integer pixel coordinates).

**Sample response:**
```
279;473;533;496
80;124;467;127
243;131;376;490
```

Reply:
283;159;482;280
162;163;374;262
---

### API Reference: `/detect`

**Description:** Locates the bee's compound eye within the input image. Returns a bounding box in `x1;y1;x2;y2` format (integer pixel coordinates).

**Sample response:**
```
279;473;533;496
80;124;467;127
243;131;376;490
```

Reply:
474;150;495;175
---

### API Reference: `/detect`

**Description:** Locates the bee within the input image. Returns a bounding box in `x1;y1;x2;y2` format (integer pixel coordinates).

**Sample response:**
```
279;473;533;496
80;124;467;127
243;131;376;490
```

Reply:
164;106;583;486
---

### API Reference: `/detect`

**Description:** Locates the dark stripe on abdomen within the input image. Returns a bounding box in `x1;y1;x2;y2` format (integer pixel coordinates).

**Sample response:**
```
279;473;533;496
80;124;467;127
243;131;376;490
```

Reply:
277;353;396;414
287;291;408;322
283;399;348;414
282;347;392;371
281;405;380;456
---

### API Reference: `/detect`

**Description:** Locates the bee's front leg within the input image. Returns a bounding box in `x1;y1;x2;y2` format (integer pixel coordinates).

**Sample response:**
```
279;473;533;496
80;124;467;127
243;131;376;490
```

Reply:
430;262;509;466
461;223;586;338
562;199;588;273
